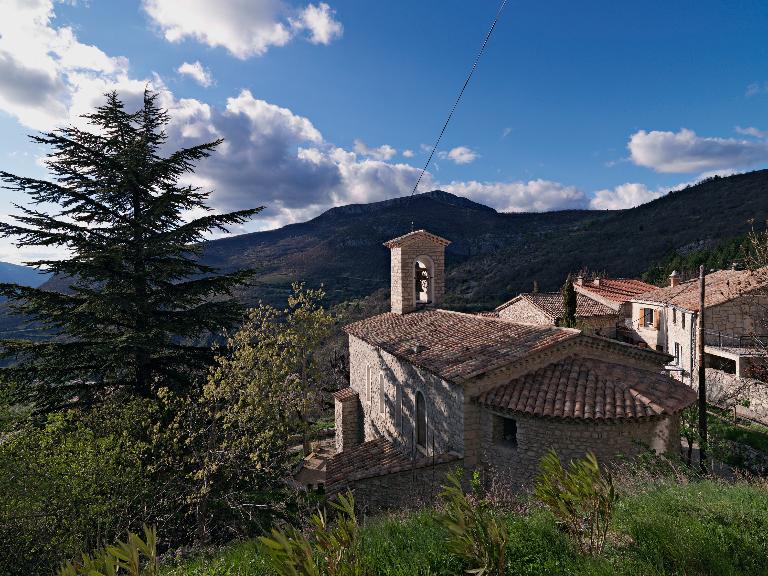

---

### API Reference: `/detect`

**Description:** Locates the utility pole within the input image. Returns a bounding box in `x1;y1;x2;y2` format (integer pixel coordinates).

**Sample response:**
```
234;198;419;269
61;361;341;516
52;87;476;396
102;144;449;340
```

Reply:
697;264;708;473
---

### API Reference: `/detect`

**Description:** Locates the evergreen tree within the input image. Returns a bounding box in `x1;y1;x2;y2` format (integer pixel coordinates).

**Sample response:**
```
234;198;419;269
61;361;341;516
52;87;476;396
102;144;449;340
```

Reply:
561;274;577;328
0;90;261;410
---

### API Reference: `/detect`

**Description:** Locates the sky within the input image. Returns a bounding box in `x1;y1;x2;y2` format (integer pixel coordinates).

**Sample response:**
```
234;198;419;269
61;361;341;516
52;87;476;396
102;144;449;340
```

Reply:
1;0;768;263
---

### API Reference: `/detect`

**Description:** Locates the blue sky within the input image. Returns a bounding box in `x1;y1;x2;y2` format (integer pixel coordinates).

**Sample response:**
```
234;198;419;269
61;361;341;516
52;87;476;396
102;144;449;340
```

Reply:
1;0;768;263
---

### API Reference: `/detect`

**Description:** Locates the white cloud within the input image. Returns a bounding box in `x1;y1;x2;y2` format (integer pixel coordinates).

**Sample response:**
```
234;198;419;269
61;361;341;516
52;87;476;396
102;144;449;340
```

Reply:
142;0;342;59
177;60;213;87
589;183;664;210
353;139;397;161
501;127;512;139
0;0;134;131
402;149;414;158
290;2;343;45
442;180;586;212
439;145;478;165
735;125;768;139
746;82;768;97
628;128;768;173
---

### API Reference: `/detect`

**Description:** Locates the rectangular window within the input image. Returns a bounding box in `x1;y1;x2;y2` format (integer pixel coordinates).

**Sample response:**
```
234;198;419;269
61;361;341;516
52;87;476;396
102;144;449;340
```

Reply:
494;415;517;447
644;308;654;327
379;373;385;416
674;342;680;365
672;308;677;324
682;313;686;329
366;365;372;407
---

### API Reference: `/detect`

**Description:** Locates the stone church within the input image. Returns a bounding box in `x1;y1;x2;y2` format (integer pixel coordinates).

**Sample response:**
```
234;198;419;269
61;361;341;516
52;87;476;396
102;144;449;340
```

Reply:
326;230;696;506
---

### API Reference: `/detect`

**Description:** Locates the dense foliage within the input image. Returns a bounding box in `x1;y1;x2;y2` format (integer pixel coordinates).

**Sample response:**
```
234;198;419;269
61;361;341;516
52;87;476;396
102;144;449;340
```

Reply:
0;90;260;410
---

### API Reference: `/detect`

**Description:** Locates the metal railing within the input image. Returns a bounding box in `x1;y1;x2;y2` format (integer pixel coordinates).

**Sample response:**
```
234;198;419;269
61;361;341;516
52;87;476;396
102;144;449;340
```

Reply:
703;330;768;349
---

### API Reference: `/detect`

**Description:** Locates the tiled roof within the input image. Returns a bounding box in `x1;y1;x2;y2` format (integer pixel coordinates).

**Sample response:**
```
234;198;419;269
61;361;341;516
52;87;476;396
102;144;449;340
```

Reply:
633;267;768;312
344;310;580;383
496;292;618;320
477;356;696;421
326;437;461;489
383;229;452;248
333;387;358;402
575;278;658;305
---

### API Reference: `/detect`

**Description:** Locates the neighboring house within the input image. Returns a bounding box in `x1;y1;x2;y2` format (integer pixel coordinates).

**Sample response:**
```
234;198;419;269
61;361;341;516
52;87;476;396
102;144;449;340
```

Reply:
326;230;696;508
495;292;620;337
628;268;768;386
574;276;657;314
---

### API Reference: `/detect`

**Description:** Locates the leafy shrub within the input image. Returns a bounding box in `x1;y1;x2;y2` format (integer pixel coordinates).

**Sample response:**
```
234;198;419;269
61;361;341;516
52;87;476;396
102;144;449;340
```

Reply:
0;402;153;575
438;470;509;576
534;450;616;556
259;491;362;576
58;525;158;576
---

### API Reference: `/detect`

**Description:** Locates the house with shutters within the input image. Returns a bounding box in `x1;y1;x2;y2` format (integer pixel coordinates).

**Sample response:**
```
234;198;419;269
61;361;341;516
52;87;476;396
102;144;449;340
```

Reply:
326;230;696;508
627;268;768;386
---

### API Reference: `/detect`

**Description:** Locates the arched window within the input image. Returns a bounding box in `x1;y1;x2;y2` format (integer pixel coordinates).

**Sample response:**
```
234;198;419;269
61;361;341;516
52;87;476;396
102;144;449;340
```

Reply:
414;257;433;305
415;391;426;448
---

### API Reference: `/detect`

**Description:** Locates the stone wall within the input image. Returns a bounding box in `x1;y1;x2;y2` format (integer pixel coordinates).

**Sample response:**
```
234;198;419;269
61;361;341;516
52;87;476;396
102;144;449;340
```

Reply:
627;301;666;350
333;458;463;511
348;335;464;457
706;294;768;336
334;391;362;452
479;411;680;489
706;368;768;424
666;307;696;384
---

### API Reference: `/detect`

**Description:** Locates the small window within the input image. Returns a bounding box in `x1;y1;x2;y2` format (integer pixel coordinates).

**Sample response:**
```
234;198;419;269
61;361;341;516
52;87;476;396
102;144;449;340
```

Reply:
416;391;427;448
502;417;517;446
674;342;681;365
644;308;654;327
366;366;372;406
379;373;385;416
682;313;686;329
672;308;677;324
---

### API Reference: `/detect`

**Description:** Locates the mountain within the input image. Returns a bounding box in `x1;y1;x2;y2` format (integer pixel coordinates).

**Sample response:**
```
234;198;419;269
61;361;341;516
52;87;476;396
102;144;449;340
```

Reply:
199;171;768;311
0;261;49;288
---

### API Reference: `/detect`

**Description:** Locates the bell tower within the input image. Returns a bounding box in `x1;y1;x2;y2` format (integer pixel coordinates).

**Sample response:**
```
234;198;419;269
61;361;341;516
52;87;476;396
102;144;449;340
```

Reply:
384;229;451;314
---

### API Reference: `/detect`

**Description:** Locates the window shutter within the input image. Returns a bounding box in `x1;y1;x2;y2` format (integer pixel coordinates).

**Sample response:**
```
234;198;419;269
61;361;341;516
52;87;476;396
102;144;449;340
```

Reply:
637;307;644;325
653;309;660;329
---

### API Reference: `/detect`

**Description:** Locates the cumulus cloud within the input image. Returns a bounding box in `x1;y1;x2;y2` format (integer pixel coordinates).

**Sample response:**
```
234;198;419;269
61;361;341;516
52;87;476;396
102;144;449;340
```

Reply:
589;183;664;210
442;180;586;212
0;0;135;131
735;125;768;139
177;60;213;87
628;128;768;173
402;149;414;158
142;0;342;59
290;2;343;45
353;139;397;161
439;145;478;165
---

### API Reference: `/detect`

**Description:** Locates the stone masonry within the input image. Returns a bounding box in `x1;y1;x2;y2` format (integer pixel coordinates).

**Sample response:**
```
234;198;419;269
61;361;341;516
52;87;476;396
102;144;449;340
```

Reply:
334;388;362;452
386;230;449;315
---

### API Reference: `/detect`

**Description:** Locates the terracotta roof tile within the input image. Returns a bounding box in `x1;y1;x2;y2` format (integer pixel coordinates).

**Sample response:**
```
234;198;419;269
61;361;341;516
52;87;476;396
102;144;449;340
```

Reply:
344;310;580;383
575;278;658;305
333;387;358;402
477;356;696;421
496;292;619;320
326;437;461;489
634;267;768;312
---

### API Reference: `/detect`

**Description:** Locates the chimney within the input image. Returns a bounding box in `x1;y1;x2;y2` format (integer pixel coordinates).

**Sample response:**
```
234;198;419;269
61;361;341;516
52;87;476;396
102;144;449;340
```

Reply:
384;230;451;314
593;277;601;287
576;275;584;286
669;270;680;287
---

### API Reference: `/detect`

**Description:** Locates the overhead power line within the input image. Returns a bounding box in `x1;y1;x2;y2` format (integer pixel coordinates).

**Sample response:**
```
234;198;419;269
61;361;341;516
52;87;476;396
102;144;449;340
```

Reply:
409;0;508;197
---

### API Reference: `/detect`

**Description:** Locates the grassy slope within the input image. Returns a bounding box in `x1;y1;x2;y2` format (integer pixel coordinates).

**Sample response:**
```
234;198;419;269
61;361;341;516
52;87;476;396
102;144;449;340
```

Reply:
162;481;768;576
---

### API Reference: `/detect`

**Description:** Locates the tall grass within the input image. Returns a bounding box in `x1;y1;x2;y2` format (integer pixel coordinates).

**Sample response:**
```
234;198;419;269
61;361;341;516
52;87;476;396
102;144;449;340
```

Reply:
162;480;768;576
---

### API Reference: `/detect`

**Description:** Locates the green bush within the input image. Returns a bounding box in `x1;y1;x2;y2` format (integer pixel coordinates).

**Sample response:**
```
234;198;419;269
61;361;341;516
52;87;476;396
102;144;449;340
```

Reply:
438;470;509;575
58;525;158;576
534;450;617;556
0;400;153;575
